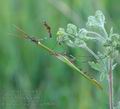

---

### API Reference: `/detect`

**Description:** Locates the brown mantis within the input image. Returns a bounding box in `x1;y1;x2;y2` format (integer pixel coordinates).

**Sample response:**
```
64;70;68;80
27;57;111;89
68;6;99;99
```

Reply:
14;24;103;90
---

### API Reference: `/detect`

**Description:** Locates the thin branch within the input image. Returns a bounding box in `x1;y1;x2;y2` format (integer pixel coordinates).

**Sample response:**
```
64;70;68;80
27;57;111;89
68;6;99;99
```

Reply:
87;31;105;41
108;58;113;109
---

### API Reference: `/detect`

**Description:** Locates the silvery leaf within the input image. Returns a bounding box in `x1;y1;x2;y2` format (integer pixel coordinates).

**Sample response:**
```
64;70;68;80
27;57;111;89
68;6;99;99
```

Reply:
66;24;77;37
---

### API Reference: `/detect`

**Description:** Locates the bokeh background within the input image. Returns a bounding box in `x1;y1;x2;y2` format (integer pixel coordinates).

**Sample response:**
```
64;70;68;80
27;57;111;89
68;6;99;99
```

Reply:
0;0;120;109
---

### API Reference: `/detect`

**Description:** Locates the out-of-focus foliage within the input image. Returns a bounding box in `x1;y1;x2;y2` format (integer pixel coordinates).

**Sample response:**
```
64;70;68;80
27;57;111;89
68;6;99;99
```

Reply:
0;0;120;109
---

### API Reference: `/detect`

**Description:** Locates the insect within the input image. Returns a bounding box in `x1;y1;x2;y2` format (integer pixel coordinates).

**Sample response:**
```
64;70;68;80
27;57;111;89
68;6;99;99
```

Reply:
14;25;42;44
43;21;52;38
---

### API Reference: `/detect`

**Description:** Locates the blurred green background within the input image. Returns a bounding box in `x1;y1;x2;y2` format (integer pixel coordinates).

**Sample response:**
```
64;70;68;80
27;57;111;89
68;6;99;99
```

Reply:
0;0;120;109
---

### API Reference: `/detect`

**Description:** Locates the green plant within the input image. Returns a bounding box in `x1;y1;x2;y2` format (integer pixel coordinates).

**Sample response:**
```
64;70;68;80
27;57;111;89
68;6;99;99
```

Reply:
57;10;120;109
17;10;120;109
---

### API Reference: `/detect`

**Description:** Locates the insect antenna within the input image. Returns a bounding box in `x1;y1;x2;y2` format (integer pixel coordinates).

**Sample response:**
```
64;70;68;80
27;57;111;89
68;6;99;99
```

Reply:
14;25;42;44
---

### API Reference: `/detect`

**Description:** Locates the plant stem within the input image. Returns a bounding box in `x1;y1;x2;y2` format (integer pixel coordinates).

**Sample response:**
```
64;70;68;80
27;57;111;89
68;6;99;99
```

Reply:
87;31;105;41
84;46;99;60
102;27;108;39
108;58;113;109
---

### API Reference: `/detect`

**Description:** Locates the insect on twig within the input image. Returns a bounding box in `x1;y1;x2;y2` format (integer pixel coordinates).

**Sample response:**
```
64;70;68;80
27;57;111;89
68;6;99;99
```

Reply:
43;21;52;38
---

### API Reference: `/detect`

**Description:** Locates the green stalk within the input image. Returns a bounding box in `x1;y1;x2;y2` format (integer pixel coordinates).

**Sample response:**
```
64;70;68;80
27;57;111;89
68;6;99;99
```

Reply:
108;58;113;109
